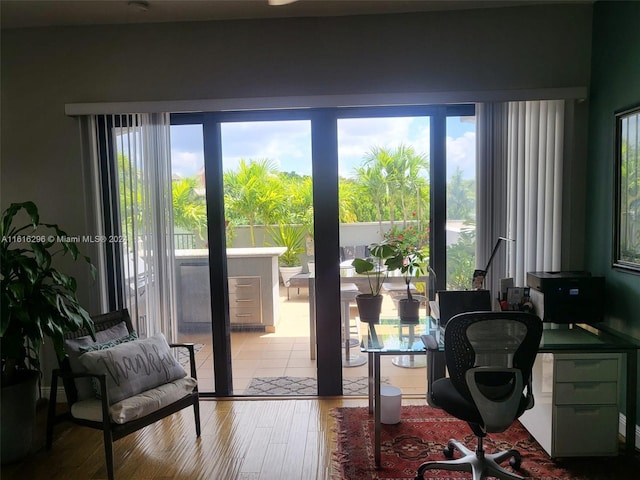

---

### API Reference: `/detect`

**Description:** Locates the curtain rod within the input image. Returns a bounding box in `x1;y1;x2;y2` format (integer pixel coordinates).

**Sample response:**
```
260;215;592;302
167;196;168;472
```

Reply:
65;87;588;116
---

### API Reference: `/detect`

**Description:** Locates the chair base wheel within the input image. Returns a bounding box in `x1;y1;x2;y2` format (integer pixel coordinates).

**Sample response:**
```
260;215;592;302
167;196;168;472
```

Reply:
416;438;524;480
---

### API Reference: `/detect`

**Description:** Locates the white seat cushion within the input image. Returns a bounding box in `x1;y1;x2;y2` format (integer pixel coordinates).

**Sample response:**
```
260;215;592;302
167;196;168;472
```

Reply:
70;377;197;424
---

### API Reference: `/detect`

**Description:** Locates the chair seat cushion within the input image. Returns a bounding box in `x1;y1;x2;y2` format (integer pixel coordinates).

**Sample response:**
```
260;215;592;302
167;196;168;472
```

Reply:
70;377;197;424
431;378;483;424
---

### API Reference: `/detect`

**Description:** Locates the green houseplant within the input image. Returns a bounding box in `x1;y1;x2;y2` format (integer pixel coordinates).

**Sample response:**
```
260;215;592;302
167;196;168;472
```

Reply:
267;224;305;286
351;242;394;323
384;234;428;323
1;201;95;462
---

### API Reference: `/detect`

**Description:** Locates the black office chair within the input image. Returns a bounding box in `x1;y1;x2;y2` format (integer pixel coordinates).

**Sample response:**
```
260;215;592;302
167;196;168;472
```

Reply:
416;311;542;480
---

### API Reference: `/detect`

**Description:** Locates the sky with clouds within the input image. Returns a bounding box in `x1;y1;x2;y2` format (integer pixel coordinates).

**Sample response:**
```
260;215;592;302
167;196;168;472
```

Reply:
170;115;476;181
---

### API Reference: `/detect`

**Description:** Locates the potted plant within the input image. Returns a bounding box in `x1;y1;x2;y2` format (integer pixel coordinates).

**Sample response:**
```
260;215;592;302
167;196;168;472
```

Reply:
267;224;305;287
384;232;428;323
1;201;95;463
351;242;394;323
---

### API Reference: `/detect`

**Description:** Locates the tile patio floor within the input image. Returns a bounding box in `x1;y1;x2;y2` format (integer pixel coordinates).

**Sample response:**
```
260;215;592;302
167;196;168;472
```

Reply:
178;284;428;397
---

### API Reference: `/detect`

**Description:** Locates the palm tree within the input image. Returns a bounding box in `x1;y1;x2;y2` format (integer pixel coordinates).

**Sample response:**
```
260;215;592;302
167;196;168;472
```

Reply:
172;177;207;241
393;144;428;227
353;162;387;233
447;167;475;221
224;159;282;246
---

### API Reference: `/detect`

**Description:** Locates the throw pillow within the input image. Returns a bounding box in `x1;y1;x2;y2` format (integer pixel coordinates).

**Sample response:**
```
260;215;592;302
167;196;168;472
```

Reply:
78;333;187;404
63;321;130;400
79;332;138;353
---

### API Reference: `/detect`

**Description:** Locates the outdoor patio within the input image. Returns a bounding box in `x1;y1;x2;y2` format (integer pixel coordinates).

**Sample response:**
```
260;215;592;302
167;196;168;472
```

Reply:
179;283;429;397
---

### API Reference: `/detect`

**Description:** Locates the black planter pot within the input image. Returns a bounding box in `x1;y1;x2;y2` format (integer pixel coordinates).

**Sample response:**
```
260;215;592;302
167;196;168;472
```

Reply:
1;370;39;464
355;293;383;324
398;298;420;324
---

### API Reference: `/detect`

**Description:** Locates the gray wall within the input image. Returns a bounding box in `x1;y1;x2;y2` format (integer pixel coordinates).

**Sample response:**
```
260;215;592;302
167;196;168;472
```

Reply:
1;4;593;314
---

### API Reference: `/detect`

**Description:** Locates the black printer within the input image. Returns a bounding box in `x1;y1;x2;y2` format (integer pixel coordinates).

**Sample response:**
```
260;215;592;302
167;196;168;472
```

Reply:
526;271;605;324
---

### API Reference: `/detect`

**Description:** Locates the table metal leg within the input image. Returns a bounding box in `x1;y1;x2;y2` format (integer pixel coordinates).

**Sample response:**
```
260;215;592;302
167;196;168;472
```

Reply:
342;298;365;367
368;352;374;414
308;278;316;360
374;352;381;467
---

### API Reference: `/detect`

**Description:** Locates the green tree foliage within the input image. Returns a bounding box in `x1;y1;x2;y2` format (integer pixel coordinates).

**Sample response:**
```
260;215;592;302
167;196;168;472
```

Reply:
446;228;476;290
172;177;207;241
447;167;475;221
224;159;284;246
361;145;429;228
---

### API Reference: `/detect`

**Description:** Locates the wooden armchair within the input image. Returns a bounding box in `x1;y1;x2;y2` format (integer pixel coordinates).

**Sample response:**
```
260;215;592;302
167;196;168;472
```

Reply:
46;309;200;480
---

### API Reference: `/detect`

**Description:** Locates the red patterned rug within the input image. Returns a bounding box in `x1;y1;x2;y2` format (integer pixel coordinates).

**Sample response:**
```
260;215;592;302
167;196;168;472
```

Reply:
332;405;639;480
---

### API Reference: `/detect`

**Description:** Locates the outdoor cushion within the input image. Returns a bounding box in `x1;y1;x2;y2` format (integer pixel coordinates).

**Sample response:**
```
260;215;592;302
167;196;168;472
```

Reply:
78;333;187;404
63;321;130;400
70;377;197;424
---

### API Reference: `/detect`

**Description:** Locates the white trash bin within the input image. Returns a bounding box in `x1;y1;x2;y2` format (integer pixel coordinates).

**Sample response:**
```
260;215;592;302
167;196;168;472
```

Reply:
380;385;402;424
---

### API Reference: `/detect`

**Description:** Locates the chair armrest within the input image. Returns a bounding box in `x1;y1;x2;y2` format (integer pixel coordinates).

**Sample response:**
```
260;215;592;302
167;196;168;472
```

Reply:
420;334;439;351
52;369;107;381
170;343;198;379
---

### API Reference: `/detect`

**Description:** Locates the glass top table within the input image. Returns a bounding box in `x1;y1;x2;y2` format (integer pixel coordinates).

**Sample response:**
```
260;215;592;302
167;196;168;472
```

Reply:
359;317;640;467
359;316;440;353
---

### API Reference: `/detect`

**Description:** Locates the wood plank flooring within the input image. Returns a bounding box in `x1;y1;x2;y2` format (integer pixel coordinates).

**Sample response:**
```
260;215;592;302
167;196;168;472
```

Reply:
3;397;427;480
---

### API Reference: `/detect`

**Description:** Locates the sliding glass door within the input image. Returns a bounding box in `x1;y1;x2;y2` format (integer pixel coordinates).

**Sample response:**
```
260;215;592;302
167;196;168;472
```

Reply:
219;119;314;395
337;115;430;395
98;104;475;397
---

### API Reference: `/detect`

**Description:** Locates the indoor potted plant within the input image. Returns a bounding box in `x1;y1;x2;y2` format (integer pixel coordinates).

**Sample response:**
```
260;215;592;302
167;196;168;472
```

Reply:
1;201;95;463
351;242;394;323
384;233;428;323
267;223;305;287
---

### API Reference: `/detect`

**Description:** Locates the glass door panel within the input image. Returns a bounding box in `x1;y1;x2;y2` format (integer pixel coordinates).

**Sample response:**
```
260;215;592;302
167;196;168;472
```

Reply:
220;120;314;395
445;115;477;289
170;124;215;391
337;116;430;396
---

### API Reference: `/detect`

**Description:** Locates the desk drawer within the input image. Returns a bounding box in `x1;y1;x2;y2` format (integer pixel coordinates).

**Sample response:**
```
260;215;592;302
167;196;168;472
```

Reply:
553;405;619;456
555;355;618;383
554;382;618;405
229;306;261;324
228;277;260;297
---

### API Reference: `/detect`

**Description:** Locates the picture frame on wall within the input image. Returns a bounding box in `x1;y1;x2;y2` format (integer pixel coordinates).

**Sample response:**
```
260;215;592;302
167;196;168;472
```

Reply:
613;103;640;273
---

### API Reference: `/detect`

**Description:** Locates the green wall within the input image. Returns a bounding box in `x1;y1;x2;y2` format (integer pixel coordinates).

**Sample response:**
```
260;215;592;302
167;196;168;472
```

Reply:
586;0;640;422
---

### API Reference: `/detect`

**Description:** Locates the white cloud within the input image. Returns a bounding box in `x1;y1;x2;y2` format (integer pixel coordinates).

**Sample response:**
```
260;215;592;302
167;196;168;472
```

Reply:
446;131;476;179
171;150;203;177
337;117;431;177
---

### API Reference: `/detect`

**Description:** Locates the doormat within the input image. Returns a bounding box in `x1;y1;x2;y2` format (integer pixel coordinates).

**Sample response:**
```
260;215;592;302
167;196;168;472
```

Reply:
332;405;640;480
177;343;204;368
243;376;389;396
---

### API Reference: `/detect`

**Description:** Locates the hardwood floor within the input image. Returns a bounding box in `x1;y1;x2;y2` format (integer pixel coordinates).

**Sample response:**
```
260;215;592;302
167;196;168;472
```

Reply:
3;397;426;480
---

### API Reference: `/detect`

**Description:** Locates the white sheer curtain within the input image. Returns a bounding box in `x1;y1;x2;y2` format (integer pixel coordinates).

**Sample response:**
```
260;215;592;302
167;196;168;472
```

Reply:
92;113;176;340
506;100;564;285
476;100;565;292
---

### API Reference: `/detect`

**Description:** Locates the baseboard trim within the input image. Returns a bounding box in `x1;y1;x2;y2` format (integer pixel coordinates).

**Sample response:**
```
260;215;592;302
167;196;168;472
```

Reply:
618;412;640;451
41;385;68;404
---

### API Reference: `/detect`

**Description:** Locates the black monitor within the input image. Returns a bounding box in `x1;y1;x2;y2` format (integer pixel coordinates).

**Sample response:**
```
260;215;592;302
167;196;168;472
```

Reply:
436;289;493;328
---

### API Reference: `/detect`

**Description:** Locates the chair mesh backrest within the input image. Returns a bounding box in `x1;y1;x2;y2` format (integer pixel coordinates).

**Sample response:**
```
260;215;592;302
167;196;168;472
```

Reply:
444;311;542;403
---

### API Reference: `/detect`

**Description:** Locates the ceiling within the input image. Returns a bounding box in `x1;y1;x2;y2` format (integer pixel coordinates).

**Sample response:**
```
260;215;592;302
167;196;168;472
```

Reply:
0;0;585;30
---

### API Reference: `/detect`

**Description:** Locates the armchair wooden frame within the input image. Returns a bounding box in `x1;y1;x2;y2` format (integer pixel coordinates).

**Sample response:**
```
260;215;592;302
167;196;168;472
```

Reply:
46;309;201;480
